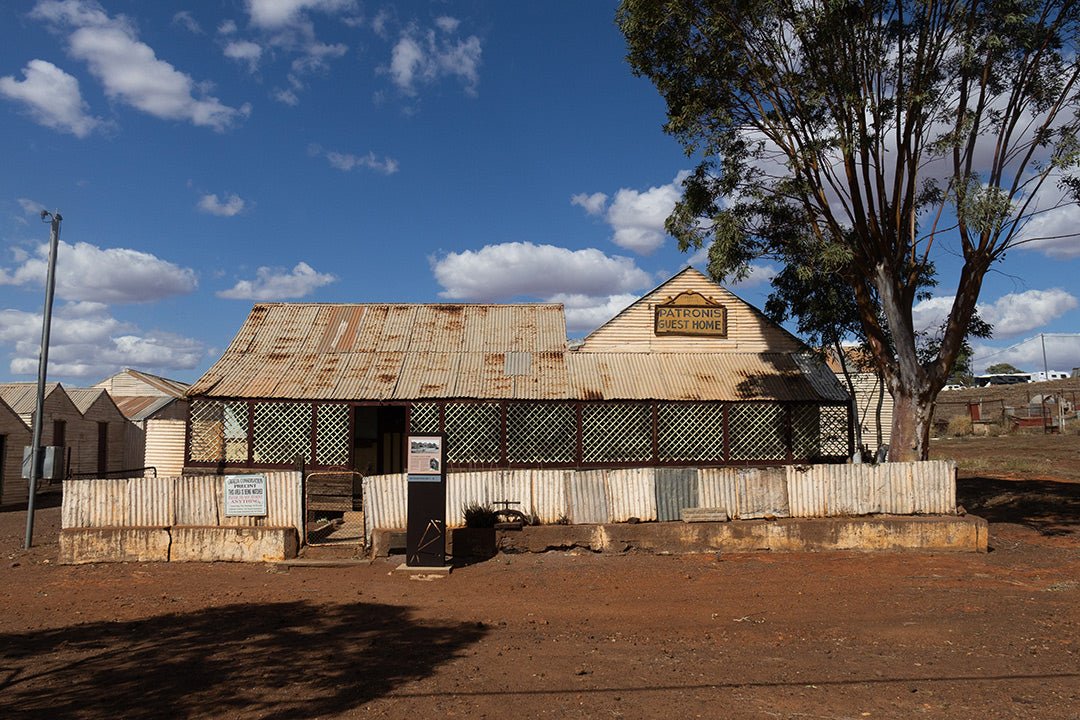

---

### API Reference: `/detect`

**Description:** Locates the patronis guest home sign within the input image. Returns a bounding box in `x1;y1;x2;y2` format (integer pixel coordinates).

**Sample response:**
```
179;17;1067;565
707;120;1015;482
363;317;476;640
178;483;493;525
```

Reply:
654;290;728;337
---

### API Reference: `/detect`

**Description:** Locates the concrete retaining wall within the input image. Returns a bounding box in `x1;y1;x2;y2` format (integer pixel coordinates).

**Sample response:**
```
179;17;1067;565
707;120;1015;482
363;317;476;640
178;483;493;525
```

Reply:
495;515;987;555
59;526;298;564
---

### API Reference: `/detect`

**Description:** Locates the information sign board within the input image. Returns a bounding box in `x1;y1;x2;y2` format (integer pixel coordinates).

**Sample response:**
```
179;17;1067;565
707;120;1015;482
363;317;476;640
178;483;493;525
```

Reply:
225;474;267;517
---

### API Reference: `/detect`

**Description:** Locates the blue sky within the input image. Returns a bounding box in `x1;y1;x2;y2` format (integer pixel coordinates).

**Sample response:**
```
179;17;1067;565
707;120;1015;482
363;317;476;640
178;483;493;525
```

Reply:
1;0;1078;388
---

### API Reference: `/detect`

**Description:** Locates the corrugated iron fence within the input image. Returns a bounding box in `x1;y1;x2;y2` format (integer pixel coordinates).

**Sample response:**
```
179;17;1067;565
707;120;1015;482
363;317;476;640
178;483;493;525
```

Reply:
62;471;303;536
363;460;956;543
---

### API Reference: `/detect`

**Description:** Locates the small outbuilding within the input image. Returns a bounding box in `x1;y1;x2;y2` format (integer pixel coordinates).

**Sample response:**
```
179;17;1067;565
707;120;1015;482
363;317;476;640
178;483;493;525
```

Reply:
0;396;32;506
0;383;86;491
65;388;130;478
94;369;190;477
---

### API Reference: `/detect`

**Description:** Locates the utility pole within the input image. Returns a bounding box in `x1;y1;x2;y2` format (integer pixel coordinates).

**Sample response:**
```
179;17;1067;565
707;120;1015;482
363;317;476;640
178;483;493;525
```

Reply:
25;210;61;550
1040;333;1049;382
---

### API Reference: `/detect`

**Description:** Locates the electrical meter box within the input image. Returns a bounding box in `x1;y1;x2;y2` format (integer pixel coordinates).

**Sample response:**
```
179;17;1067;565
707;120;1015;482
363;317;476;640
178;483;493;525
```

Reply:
22;446;65;481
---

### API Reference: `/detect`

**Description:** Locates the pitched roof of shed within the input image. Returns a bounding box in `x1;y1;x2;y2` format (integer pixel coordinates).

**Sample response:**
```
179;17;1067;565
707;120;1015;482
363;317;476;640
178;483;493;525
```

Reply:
0;383;63;414
188;303;570;400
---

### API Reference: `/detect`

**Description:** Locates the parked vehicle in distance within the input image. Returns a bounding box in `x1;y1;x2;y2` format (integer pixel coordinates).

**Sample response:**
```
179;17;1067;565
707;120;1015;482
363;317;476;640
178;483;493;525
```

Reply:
942;384;966;391
973;374;1031;386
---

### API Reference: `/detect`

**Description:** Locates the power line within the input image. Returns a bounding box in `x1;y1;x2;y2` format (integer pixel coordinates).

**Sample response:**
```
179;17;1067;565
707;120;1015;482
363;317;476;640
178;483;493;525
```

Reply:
970;332;1080;366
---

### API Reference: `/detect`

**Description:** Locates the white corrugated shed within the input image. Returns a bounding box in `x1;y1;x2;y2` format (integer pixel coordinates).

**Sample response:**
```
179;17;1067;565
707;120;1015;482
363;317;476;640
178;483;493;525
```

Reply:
144;419;186;477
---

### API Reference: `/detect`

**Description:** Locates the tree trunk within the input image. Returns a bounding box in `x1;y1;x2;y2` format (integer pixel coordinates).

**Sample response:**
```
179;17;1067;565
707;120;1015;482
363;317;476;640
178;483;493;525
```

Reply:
888;387;936;461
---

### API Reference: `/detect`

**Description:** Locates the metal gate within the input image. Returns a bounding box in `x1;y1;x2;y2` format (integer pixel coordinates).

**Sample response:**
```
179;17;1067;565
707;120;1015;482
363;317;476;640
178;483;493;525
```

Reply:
305;470;365;546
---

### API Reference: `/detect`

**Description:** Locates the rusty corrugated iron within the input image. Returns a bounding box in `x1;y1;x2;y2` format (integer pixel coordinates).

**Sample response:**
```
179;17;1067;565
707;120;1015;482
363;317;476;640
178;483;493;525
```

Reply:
189;302;844;403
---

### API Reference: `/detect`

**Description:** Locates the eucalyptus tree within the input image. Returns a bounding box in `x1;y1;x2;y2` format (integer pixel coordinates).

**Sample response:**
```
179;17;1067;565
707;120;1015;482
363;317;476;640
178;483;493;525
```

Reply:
619;0;1080;459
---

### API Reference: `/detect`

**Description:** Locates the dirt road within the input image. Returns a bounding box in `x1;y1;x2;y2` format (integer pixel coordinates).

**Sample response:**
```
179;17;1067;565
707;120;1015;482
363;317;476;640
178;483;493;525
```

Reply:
2;478;1078;720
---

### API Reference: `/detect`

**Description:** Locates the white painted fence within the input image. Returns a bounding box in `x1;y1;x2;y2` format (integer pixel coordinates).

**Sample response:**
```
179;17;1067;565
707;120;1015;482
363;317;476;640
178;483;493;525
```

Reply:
62;472;304;537
363;460;956;543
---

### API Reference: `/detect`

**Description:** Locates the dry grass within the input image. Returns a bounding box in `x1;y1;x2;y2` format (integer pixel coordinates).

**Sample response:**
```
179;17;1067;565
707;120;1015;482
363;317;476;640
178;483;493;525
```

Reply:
947;414;973;436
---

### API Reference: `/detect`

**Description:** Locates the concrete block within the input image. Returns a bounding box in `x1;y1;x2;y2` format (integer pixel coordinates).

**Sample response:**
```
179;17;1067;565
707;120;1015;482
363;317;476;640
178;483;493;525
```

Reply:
58;527;171;564
596;515;987;554
496;524;601;553
682;507;730;522
170;526;298;562
370;528;406;558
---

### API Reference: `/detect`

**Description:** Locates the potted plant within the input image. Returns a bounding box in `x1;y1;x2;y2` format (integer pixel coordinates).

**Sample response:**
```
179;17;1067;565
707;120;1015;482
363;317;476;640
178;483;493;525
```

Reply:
450;503;498;559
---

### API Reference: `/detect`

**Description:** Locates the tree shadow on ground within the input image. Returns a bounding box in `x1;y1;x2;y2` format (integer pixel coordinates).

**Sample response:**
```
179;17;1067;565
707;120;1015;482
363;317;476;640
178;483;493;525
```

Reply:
0;600;486;720
958;476;1080;536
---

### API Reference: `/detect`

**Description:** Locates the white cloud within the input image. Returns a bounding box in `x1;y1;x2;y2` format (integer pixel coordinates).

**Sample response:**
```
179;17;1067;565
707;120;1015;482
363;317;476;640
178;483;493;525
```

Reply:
172;11;202;34
31;0;249;132
980;289;1079;337
388;20;482;97
218;19;238;35
0;302;205;379
0;240;198;304
435;17;460;33
274;88;299;105
574;172;688;255
322;149;399;174
571;192;608;216
246;0;357;29
970;334;1080;375
1016;201;1080;259
727;262;780;289
912;288;1078;339
431;241;652;302
224;40;263;72
17;198;48;215
0;59;101;137
551;293;640;335
197;193;247;217
432;242;656;335
218;261;337;300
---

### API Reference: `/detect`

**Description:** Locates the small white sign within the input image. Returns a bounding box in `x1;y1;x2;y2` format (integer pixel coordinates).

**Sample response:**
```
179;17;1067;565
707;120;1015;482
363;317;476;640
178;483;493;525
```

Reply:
225;474;267;517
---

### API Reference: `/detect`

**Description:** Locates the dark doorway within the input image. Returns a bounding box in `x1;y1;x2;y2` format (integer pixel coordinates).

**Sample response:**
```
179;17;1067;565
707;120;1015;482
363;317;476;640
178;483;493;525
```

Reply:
97;422;108;475
352;405;406;476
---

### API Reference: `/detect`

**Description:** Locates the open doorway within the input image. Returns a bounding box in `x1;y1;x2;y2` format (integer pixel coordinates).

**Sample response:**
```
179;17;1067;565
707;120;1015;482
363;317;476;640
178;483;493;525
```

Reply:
352;405;406;476
305;404;406;550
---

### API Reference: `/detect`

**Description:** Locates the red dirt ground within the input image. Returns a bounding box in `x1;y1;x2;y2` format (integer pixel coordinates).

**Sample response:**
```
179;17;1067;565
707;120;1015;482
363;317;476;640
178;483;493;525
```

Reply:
2;451;1079;719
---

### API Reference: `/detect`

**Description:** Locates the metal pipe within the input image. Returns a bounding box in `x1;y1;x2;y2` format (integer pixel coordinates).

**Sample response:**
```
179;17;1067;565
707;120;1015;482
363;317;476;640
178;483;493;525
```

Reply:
24;211;61;550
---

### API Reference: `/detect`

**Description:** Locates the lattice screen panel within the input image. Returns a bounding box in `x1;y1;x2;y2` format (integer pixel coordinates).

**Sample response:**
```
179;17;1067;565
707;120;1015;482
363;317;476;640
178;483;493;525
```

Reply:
316;404;350;466
657;402;725;462
444;402;501;465
581;402;652;463
728;403;786;461
790;404;820;460
409;402;440;434
223;401;249;463
253;402;312;464
818;404;850;457
188;398;224;462
506;402;576;464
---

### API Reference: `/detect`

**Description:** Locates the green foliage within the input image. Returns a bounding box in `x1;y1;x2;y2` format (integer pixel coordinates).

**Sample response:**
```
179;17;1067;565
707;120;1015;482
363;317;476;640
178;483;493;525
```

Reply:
987;362;1025;374
618;0;1080;458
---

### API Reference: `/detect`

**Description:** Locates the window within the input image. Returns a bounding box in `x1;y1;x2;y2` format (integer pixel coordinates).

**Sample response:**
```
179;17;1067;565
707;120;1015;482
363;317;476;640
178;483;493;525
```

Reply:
52;419;66;448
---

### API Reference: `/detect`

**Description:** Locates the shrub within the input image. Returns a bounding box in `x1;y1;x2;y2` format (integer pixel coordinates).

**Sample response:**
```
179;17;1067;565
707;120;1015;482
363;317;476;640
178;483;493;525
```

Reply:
947;414;973;436
462;503;497;528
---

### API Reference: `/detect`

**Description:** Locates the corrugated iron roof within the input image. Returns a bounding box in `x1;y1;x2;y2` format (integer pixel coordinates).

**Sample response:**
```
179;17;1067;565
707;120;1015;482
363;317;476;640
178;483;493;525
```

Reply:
0;383;62;414
112;395;179;421
118;369;189;397
566;353;831;401
66;387;107;414
188;303;570;400
189;302;846;403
